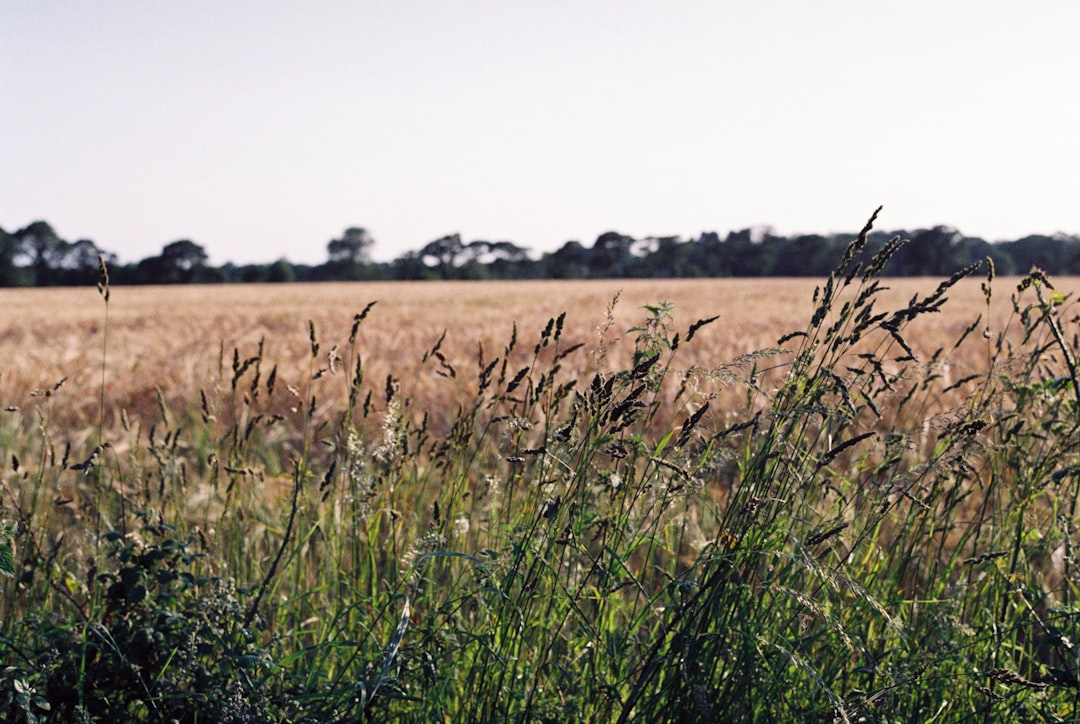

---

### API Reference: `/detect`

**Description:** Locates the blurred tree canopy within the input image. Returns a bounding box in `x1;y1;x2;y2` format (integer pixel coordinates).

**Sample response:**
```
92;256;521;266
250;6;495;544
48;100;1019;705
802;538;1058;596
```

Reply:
135;240;211;284
4;217;1079;286
324;227;375;280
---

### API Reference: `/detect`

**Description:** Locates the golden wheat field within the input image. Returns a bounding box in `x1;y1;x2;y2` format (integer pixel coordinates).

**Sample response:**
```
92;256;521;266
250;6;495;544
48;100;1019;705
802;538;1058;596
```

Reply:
3;273;1080;720
2;276;1078;441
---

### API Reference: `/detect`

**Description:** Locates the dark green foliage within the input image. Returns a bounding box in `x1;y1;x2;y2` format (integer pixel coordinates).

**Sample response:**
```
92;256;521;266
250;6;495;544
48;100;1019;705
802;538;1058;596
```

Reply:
135;240;211;284
323;227;376;281
0;216;1076;286
1;525;282;722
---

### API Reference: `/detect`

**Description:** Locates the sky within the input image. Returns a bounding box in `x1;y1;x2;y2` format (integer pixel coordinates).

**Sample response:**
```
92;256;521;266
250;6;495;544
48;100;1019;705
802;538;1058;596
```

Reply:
3;1;1080;266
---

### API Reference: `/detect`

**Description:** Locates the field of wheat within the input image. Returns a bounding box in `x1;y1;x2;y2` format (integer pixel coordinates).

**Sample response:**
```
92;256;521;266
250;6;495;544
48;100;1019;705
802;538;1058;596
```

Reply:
1;258;1079;721
2;275;1062;434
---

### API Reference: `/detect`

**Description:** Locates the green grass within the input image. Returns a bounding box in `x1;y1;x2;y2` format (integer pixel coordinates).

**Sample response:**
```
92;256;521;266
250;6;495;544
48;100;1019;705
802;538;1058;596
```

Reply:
1;209;1079;722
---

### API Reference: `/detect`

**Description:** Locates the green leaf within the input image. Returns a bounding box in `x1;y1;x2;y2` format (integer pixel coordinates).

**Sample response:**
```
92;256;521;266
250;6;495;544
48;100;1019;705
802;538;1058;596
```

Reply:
0;540;14;577
653;429;674;457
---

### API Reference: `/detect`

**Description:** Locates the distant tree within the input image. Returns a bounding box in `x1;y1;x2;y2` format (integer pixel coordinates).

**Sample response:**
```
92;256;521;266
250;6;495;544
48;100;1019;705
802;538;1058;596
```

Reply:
450;240;531;279
999;234;1074;274
13;221;70;286
640;236;693;278
391;251;430;280
685;232;724;276
135;254;163;283
719;229;776;277
266;258;296;283
771;235;835;277
457;241;493;279
888;226;967;276
0;226;19;286
543;241;590;279
137;240;209;284
420;234;465;279
162;240;209;281
328;227;374;265
57;239;114;285
235;264;267;283
588;231;635;277
1062;237;1080;275
960;237;1016;276
485;241;532;278
325;227;374;279
66;239;104;270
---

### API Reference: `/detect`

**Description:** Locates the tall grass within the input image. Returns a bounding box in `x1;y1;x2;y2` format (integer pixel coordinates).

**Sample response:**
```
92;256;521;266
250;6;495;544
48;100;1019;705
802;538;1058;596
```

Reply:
1;209;1079;721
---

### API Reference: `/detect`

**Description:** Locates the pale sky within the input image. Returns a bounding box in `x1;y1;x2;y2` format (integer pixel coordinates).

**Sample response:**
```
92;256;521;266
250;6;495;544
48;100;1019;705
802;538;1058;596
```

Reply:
3;1;1079;266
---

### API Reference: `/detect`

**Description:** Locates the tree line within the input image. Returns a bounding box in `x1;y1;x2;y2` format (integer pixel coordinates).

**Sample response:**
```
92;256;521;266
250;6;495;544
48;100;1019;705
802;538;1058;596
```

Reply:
3;220;1080;287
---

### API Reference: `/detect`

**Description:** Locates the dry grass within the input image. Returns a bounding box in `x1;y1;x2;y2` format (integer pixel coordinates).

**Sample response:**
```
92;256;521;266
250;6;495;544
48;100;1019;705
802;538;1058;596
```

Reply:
4;277;1075;439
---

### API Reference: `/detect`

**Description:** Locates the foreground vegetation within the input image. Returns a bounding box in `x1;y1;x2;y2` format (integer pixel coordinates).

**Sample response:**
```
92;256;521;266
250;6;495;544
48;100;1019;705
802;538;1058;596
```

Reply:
1;210;1079;721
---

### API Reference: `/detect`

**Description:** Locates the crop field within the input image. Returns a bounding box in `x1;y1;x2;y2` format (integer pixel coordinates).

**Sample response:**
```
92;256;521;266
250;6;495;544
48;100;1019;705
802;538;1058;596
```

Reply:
2;248;1080;720
0;275;1048;434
